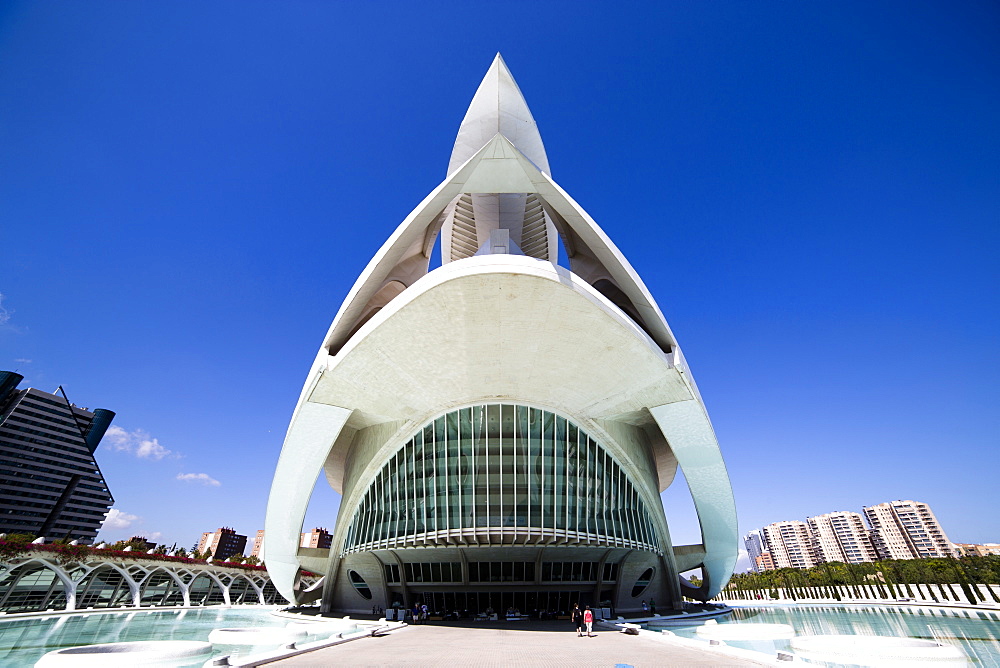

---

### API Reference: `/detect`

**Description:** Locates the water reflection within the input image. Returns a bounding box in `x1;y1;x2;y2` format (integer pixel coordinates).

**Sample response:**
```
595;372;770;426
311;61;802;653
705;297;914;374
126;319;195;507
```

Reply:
666;605;1000;667
0;607;287;667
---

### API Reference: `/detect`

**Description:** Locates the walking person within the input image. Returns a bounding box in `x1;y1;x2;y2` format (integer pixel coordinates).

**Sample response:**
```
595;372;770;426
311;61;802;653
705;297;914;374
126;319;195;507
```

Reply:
572;603;584;637
583;605;594;637
641;599;648;613
649;598;656;615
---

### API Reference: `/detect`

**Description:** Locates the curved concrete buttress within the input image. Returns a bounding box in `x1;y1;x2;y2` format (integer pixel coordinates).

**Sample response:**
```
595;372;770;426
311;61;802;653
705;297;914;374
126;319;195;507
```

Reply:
264;401;352;603
650;401;738;601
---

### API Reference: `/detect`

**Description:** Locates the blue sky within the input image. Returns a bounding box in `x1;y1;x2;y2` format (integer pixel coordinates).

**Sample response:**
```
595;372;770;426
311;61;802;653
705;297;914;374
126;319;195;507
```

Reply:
1;2;996;558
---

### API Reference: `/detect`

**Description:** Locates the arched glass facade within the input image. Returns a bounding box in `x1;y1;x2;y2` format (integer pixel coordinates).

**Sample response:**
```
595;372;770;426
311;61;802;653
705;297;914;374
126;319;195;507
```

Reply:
343;404;661;554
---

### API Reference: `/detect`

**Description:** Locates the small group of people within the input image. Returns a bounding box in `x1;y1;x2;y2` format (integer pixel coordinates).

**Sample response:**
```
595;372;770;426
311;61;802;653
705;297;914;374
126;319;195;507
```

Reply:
371;605;385;616
571;603;594;637
410;602;429;623
640;598;657;614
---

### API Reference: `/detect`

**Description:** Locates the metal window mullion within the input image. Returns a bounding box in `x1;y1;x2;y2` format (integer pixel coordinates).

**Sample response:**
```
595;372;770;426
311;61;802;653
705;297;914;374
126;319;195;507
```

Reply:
602;449;609;544
384;465;392;546
407;440;415;539
551;413;558;539
589;439;596;540
355;497;364;549
364;491;374;548
383;465;391;546
575;427;581;536
563;417;570;536
471;406;477;531
431;421;438;535
610;462;618;546
638;493;650;549
525;407;531;540
629;483;640;548
593;441;604;542
359;491;368;548
485;405;491;534
372;469;380;546
375;469;383;546
381;467;389;546
365;481;375;545
539;409;546;537
498;404;504;536
420;431;427;538
444;414;449;535
457;408;464;531
585;437;592;539
620;467;630;547
394;452;401;544
639;489;649;550
624;471;636;547
512;404;518;543
401;443;409;539
619;466;626;547
343;512;353;552
455;409;468;530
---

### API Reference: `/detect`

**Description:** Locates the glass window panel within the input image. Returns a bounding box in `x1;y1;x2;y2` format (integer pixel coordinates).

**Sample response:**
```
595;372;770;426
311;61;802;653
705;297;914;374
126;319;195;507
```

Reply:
340;403;661;557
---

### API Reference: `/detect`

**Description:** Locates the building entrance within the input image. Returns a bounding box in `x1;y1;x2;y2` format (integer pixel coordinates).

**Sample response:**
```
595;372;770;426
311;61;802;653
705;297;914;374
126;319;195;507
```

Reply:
410;590;593;618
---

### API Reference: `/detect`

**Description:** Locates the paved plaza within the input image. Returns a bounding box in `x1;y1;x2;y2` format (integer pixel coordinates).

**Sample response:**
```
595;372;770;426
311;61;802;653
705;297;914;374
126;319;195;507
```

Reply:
270;620;771;667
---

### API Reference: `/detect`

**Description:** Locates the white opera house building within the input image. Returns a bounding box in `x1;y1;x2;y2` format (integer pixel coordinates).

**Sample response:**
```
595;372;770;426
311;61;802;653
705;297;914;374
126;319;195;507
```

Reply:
264;55;737;616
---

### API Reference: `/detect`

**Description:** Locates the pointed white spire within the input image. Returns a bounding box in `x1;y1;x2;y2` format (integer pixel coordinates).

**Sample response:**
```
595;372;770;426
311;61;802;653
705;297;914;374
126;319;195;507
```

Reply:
448;53;550;177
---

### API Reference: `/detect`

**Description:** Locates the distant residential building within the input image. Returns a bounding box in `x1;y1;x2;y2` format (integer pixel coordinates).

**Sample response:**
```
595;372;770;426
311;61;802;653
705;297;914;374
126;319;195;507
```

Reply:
863;500;953;559
808;511;878;564
953;543;1000;557
197;527;247;561
755;552;775;571
299;527;331;549
743;529;766;572
761;521;820;569
250;529;265;558
0;371;116;543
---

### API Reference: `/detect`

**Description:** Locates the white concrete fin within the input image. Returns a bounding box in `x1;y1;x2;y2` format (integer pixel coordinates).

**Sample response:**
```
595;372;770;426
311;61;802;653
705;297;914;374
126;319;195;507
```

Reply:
448;53;550;177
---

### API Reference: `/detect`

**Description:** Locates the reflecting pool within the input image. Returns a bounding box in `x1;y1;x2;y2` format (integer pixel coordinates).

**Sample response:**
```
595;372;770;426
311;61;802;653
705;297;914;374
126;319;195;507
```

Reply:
0;607;356;667
648;604;1000;667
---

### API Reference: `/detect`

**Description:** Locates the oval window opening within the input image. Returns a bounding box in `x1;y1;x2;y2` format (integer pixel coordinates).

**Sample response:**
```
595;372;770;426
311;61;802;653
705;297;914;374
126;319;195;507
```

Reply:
631;567;654;598
348;570;372;600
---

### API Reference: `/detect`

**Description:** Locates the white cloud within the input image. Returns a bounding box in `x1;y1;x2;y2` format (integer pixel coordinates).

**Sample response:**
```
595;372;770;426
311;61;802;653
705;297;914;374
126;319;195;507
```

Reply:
104;425;173;460
177;472;221;487
14;358;31;364
0;293;12;326
102;508;140;530
147;531;163;542
735;548;752;573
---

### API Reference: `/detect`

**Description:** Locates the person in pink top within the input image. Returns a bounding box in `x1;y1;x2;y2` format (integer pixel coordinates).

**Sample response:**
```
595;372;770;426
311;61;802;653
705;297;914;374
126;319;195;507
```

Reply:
583;605;594;637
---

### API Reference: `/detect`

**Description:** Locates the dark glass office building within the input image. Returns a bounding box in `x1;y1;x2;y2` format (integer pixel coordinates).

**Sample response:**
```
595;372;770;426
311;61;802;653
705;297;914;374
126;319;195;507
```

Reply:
0;371;115;543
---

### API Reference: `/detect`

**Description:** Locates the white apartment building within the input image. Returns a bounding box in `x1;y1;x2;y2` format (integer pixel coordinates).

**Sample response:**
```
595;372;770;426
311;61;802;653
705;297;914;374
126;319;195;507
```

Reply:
761;521;819;569
863;500;953;559
807;511;878;564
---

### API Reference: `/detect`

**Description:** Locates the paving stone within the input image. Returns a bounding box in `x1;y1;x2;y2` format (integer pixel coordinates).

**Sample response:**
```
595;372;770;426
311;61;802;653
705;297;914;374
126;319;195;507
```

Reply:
269;620;770;667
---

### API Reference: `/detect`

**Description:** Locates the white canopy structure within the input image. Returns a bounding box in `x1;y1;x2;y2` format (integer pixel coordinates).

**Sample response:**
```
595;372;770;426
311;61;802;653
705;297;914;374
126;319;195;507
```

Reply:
265;54;737;614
